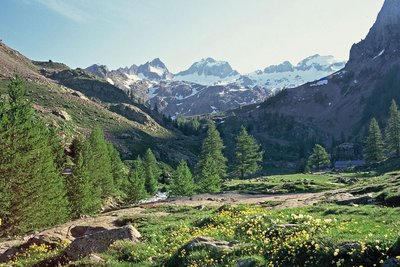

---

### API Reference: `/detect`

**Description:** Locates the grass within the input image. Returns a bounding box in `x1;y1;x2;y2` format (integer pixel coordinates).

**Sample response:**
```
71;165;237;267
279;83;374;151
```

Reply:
223;173;345;194
93;204;400;267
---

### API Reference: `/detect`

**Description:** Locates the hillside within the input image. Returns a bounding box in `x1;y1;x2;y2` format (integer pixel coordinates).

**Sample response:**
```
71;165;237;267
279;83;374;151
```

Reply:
0;41;198;164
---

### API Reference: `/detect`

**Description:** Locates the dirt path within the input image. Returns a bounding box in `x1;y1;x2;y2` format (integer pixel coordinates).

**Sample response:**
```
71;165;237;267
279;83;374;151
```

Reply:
145;191;329;208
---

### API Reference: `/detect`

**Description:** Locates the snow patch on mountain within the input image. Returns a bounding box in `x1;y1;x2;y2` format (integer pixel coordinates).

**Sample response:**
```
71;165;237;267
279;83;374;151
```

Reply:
106;77;114;85
174;72;238;85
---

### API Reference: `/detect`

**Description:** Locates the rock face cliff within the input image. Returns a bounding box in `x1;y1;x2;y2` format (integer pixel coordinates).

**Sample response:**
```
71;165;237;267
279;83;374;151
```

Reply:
347;0;400;71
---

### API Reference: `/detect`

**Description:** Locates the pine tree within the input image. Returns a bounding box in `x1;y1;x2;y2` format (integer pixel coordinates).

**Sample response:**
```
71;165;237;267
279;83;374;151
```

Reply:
307;144;331;170
107;143;126;191
195;121;227;180
385;100;400;157
170;160;195;196
143;149;160;195
125;157;147;203
86;126;114;199
0;98;11;221
365;118;385;164
198;155;222;193
234;126;264;179
0;77;69;234
66;138;102;218
48;128;66;172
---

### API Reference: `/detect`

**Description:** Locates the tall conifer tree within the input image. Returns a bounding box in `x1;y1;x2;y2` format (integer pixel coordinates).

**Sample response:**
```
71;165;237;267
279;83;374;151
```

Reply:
195;121;227;193
0;77;69;233
86;126;114;199
66;138;102;218
126;157;147;203
170;160;195;196
234;126;264;179
365;118;385;164
385;100;400;157
195;121;227;179
307;144;331;169
143;148;160;195
107;143;126;191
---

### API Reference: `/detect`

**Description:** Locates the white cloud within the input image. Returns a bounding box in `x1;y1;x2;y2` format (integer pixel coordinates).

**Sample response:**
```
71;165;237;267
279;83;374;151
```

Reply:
35;0;88;23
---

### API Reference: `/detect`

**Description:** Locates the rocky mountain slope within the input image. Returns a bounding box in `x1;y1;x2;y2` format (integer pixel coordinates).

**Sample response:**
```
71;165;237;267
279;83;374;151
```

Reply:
85;55;344;117
0;41;197;164
218;0;400;161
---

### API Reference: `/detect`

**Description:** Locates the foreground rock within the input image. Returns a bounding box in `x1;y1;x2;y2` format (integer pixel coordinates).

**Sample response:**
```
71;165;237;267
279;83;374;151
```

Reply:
0;225;141;265
64;225;141;260
166;236;238;267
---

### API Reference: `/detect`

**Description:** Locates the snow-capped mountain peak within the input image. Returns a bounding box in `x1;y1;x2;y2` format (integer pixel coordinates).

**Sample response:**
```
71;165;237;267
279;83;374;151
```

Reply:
85;64;110;78
137;58;172;81
296;54;344;72
232;55;346;91
263;61;294;74
174;57;240;85
115;64;138;75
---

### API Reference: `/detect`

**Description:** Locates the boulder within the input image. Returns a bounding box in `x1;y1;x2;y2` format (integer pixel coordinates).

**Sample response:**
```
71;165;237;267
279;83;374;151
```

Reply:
0;234;66;263
184;237;237;252
166;236;238;267
335;194;374;205
52;110;71;121
272;224;298;229
69;225;109;238
64;225;141;260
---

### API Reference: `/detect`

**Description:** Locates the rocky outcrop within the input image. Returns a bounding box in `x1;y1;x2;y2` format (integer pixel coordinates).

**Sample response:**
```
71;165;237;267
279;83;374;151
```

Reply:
52;110;71;121
347;0;400;70
29;225;141;266
109;103;161;130
85;64;110;78
63;225;141;260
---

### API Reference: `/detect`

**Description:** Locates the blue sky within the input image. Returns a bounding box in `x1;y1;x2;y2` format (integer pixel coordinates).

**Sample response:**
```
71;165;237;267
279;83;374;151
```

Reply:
0;0;385;73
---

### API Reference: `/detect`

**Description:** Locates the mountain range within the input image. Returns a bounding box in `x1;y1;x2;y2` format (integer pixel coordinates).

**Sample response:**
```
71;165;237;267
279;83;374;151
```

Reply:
85;55;345;117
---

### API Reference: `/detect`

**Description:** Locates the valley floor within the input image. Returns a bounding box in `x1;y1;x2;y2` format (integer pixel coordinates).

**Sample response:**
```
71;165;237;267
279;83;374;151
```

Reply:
1;171;400;266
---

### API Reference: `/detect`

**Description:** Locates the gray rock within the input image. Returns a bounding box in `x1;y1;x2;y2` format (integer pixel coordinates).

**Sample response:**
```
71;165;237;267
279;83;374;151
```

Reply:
382;258;400;267
184;237;237;252
64;225;141;260
273;224;298;229
165;236;238;267
335;195;374;205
